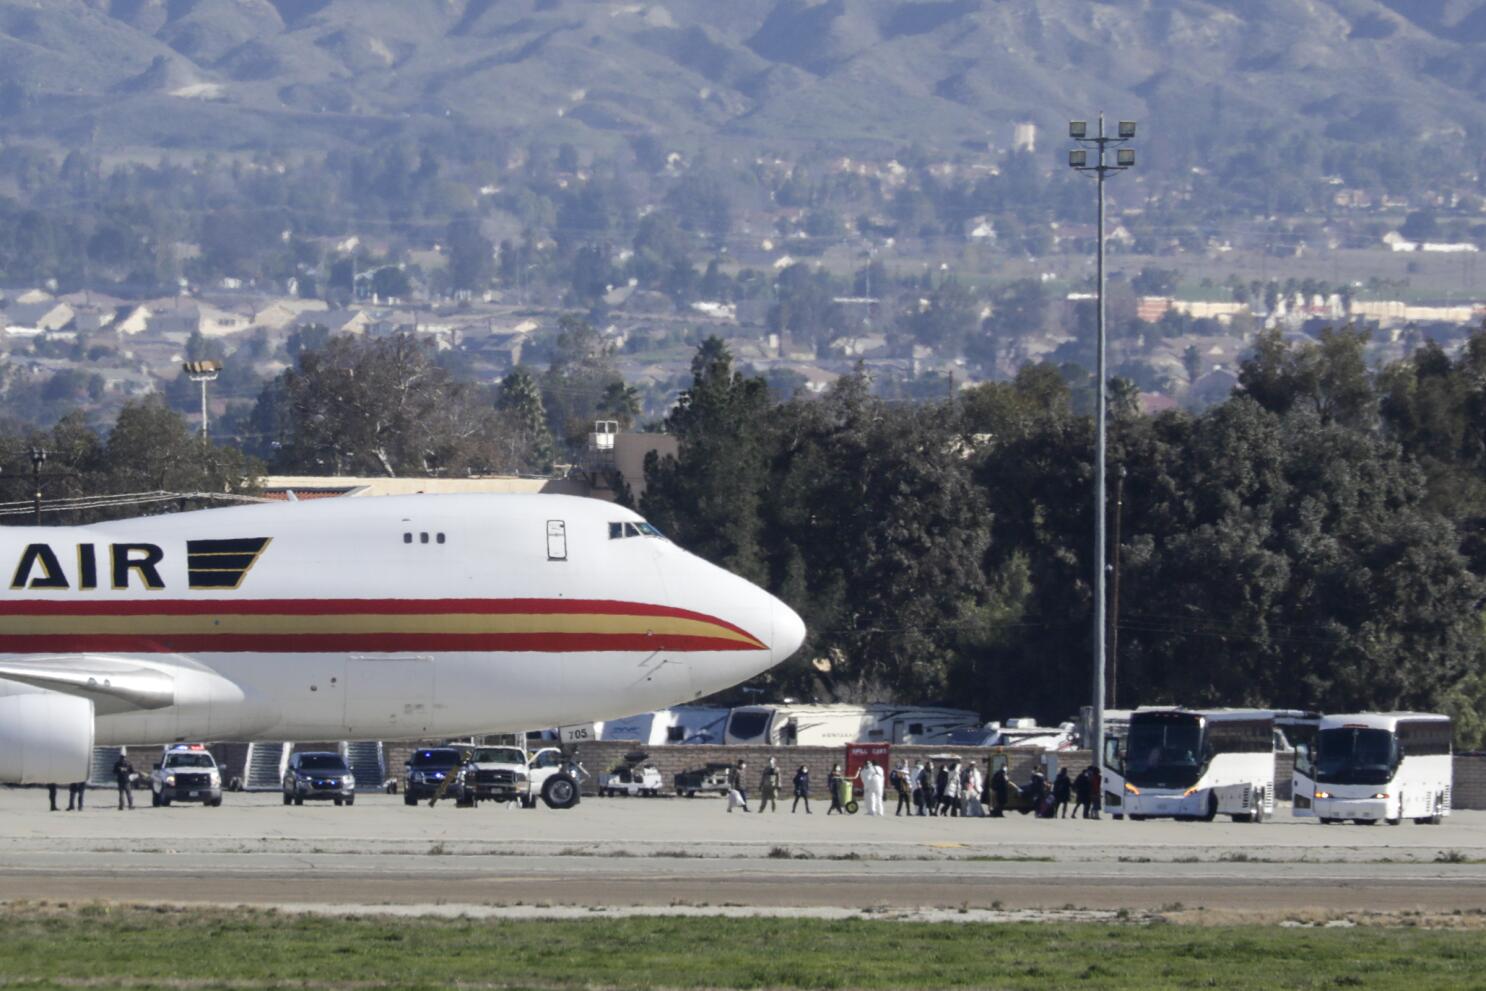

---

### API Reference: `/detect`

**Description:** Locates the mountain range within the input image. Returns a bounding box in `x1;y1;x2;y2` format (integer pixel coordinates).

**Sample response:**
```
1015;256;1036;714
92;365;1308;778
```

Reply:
0;0;1485;157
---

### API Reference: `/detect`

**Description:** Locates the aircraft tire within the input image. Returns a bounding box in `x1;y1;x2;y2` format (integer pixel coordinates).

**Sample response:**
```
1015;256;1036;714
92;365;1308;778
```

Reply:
542;773;580;810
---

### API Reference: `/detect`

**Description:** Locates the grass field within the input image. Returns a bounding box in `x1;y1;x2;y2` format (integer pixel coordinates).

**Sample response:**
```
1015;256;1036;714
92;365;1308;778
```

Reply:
2;905;1485;989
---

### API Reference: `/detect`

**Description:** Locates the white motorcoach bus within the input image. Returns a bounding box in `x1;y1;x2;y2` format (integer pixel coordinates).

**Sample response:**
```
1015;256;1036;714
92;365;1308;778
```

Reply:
1115;708;1277;822
1293;713;1451;825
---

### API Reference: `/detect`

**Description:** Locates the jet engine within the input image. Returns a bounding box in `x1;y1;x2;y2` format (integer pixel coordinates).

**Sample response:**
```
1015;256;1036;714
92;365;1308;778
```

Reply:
0;693;95;784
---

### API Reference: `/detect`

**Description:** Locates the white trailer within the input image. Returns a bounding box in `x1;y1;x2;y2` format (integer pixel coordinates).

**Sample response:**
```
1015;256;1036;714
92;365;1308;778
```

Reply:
722;704;980;746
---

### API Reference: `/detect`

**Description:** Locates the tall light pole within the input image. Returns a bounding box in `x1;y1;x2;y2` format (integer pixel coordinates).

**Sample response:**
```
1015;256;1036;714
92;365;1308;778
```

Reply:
28;446;46;525
1068;114;1136;798
184;359;223;441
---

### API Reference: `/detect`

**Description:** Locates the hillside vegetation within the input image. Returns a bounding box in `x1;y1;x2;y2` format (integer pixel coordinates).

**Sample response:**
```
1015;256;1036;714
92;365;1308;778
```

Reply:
0;0;1483;158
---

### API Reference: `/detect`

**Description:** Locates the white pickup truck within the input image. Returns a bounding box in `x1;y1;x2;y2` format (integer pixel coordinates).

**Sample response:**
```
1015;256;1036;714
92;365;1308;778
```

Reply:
455;746;580;809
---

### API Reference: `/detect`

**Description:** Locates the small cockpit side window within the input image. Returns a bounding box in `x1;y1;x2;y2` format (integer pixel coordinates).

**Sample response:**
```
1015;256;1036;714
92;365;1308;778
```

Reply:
623;522;642;537
609;522;624;540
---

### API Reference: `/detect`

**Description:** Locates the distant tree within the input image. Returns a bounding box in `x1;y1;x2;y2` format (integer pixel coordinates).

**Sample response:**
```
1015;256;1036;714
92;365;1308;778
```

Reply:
596;381;641;428
446;215;493;294
268;333;508;477
493;368;554;473
371;265;412;300
1238;325;1376;428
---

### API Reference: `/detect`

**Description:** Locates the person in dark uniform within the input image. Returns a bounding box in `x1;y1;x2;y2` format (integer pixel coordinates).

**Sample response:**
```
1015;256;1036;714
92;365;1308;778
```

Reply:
791;764;811;813
891;760;913;816
1072;766;1092;819
1052;767;1072;818
826;764;844;814
66;781;86;811
113;752;135;810
47;783;59;812
989;765;1009;817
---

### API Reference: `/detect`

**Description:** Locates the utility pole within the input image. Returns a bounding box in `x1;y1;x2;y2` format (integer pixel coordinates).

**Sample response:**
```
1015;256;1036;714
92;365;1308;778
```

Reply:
1068;114;1136;798
1109;464;1126;710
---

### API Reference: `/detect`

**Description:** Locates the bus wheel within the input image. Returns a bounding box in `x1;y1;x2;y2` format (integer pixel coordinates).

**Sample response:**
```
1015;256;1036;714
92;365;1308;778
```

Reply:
1353;819;1376;826
1413;816;1434;824
1128;814;1147;821
1201;794;1218;823
1385;817;1401;826
1319;817;1337;825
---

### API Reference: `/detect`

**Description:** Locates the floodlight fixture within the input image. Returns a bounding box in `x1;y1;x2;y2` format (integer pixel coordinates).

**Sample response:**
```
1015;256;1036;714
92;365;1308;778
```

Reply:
1069;120;1088;139
1117;148;1136;167
1070;149;1088;168
1118;120;1137;139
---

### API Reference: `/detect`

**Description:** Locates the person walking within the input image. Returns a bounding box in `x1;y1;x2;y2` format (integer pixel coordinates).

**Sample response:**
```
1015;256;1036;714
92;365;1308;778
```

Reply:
759;758;781;813
989;764;1009;817
66;781;86;811
1072;766;1092;819
919;761;936;816
939;762;960;817
1088;765;1102;819
934;762;950;816
964;763;984;817
826;764;845;815
865;760;886;816
791;764;812;813
726;760;751;812
47;783;59;812
1053;767;1072;819
892;760;913;816
113;752;135;810
911;762;927;816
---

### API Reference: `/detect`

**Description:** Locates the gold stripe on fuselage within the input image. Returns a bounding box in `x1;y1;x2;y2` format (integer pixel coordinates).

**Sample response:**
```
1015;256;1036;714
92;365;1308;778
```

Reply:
0;611;763;647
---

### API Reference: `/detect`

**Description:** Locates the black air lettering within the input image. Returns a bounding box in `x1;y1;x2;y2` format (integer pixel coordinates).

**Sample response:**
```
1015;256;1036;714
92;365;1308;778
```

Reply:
77;544;97;590
11;544;68;590
111;543;165;590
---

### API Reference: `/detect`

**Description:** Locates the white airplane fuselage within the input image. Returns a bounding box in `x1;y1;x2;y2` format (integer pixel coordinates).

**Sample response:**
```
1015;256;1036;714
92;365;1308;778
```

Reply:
0;494;805;748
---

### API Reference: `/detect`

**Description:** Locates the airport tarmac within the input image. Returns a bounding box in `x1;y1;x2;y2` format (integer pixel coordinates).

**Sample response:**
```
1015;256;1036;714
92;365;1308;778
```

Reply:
2;790;1483;917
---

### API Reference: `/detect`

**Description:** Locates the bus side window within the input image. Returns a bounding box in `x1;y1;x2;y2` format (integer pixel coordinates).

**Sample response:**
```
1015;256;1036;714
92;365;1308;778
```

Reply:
1294;741;1313;776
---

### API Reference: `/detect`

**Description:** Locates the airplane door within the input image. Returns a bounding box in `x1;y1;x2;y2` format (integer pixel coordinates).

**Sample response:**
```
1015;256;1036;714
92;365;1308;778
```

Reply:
344;656;434;737
546;520;567;561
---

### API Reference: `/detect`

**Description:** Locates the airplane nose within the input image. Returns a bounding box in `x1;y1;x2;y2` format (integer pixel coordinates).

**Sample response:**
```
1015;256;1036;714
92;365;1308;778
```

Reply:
771;595;806;664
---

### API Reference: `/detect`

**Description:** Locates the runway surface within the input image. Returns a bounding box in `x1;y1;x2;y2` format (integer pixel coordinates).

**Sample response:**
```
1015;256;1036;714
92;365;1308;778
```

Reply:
3;790;1483;916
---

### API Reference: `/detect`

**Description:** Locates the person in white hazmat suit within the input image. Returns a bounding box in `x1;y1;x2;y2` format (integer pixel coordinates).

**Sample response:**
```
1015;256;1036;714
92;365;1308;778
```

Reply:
862;760;886;816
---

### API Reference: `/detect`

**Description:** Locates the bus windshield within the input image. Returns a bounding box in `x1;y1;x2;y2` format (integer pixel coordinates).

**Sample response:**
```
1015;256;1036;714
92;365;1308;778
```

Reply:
1124;715;1205;789
1316;728;1397;785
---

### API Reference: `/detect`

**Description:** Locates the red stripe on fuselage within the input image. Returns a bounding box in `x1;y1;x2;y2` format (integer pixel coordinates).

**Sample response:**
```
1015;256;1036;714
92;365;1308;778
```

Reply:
0;598;760;646
0;633;757;654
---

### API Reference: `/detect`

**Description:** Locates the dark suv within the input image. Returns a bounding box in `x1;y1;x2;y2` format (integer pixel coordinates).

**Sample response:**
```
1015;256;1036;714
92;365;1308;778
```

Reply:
403;747;464;805
283;751;355;806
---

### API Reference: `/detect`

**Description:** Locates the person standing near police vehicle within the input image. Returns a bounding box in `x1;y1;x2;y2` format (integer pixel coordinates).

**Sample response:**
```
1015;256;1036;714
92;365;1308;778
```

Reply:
113;752;135;810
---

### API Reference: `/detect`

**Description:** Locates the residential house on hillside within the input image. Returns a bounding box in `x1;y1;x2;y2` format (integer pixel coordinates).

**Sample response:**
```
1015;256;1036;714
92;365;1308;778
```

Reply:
4;300;74;335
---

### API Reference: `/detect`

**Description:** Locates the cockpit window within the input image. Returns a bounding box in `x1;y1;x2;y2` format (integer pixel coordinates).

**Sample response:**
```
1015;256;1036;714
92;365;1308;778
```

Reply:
610;520;665;539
